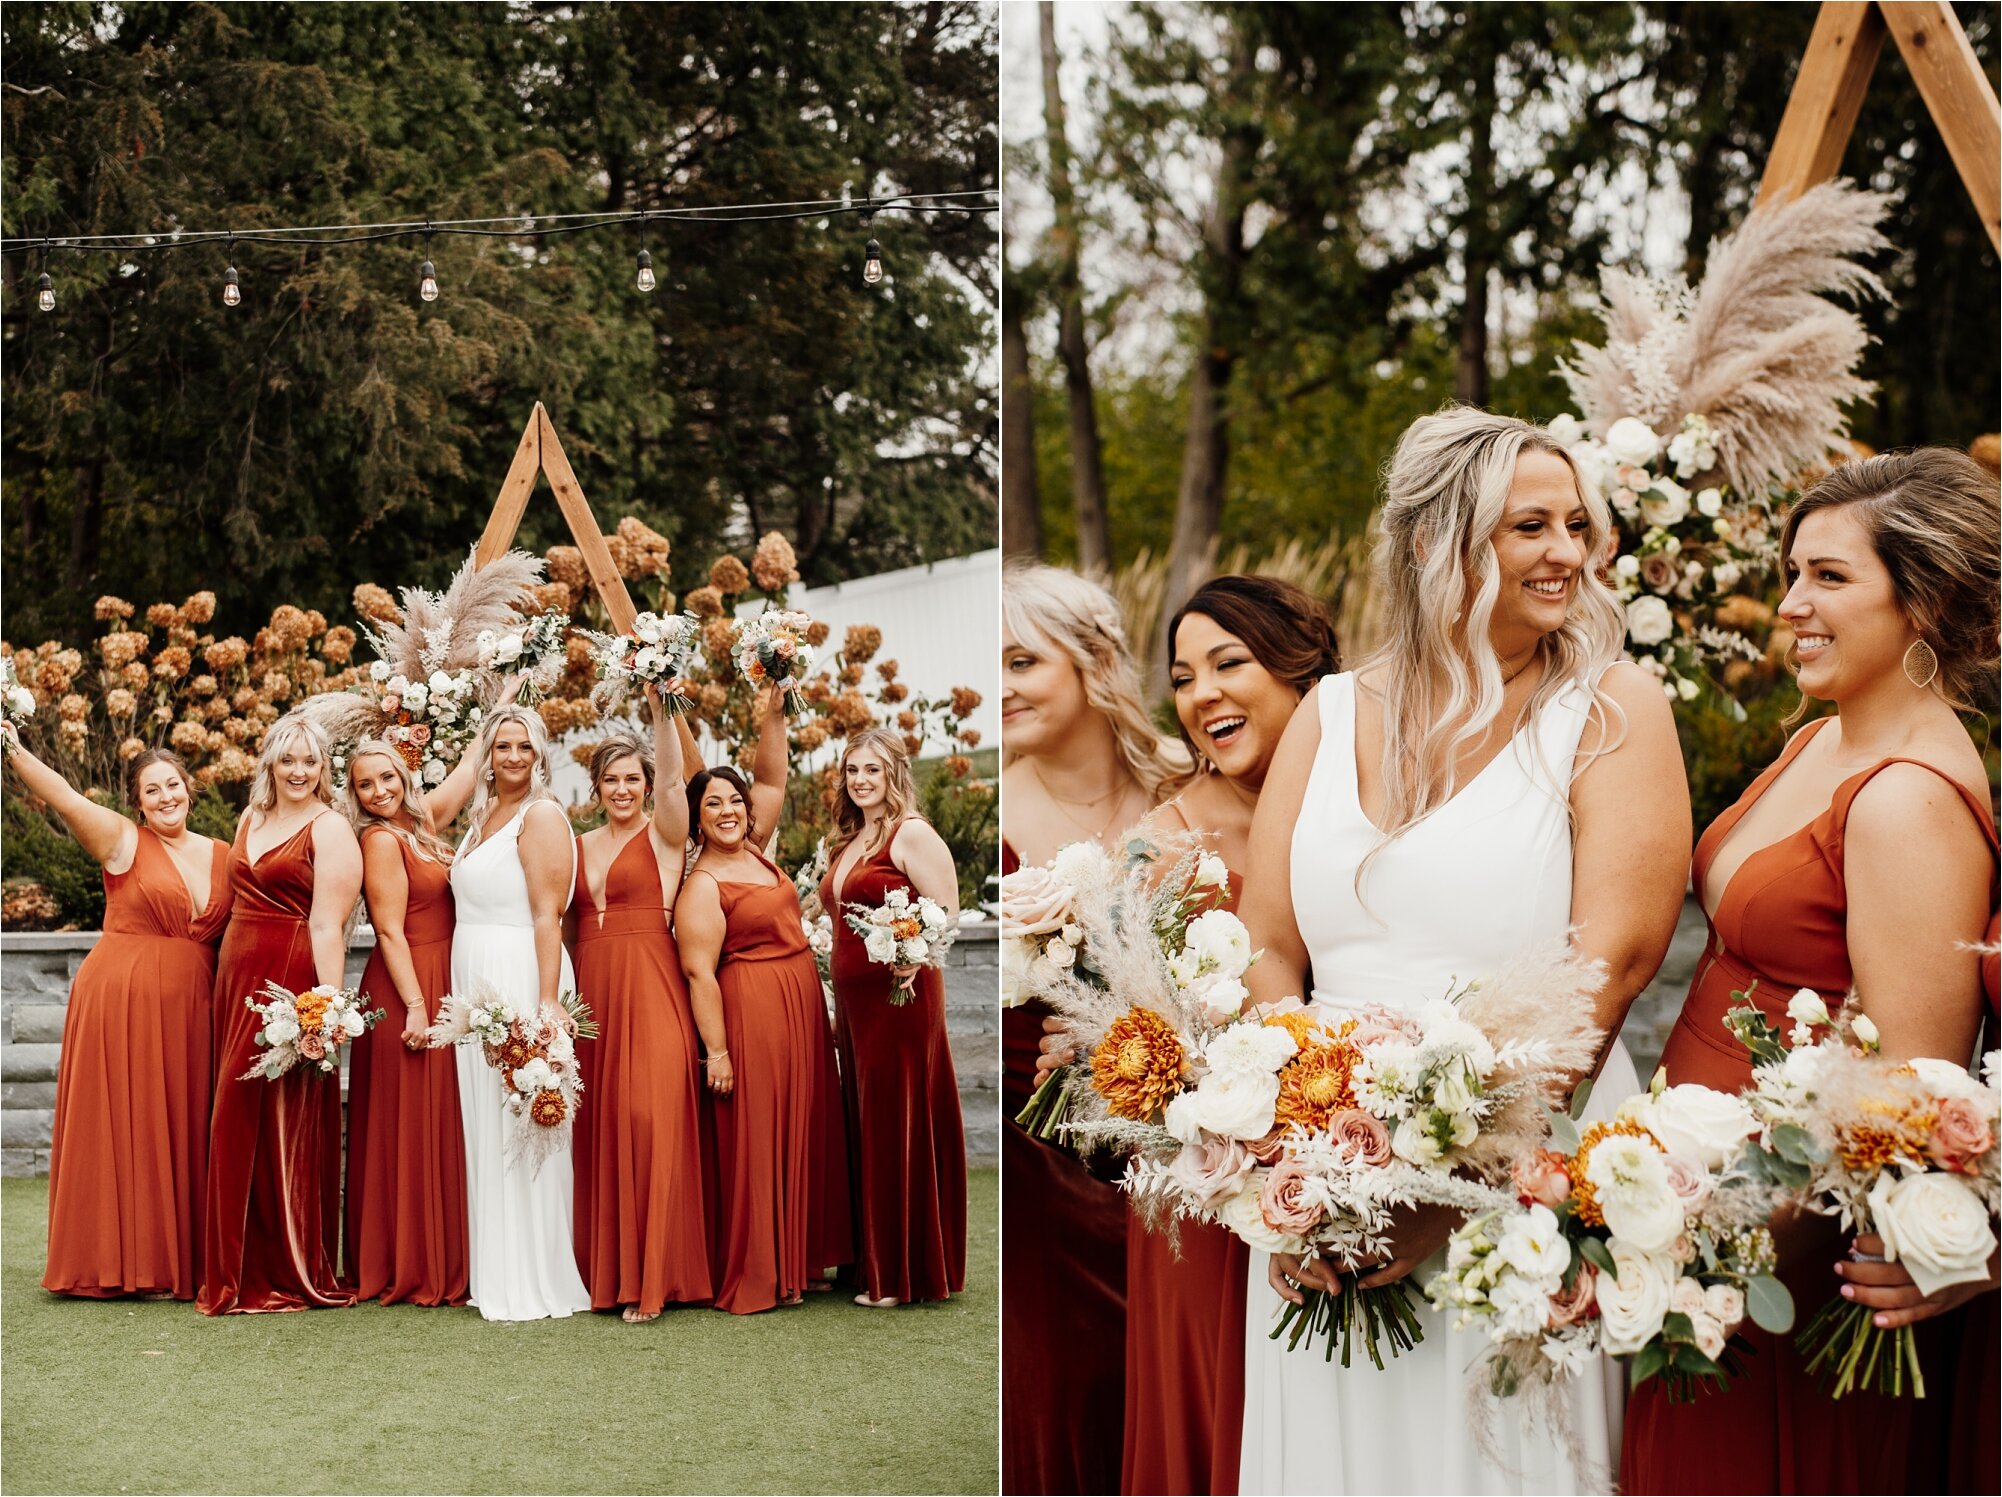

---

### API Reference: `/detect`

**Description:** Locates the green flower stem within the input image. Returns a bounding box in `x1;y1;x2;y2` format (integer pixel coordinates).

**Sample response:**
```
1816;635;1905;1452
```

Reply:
1268;1274;1427;1368
1798;1295;1925;1400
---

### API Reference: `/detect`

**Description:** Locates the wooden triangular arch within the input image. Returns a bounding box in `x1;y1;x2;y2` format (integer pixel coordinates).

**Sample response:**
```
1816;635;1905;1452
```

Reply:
473;402;640;633
1758;0;2000;248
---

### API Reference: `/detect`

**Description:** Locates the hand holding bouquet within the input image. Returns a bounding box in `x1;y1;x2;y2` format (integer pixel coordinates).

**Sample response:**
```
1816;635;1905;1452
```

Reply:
583;611;702;716
731;609;817;715
846;884;956;1003
430;983;599;1175
240;981;383;1080
0;657;33;737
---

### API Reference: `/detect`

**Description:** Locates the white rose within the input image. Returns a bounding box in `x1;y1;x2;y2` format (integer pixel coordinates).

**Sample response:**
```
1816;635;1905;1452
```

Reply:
1061;922;1084;947
264;1016;301;1046
386;674;410;695
422;759;447;786
1668;1275;1707;1321
1204;1022;1297;1082
1597;1241;1676;1354
1626;595;1675;648
1604;417;1663;467
1695;487;1724;518
1189;1071;1283;1142
340;1007;366;1037
428;670;453;695
1183;909;1254;978
1000;938;1037;1007
903;936;930;965
1584;1134;1684;1252
864;929;898;965
1496;1205;1572;1282
1638;1084;1757;1170
1640;478;1691;529
1043;936;1076;969
1703;1282;1745;1328
1907;1055;1990;1104
494;634;523;665
633;613;664;645
1614;553;1641;581
1219;1178;1306;1257
1546;413;1586;445
1869;1172;2000;1297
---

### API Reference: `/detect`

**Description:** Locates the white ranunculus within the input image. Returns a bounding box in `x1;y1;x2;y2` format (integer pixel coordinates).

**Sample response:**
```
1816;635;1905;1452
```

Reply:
1188;1071;1282;1142
1496;1205;1572;1282
1218;1178;1307;1257
1204;1022;1297;1083
1183;909;1254;977
1597;1241;1676;1354
1703;1281;1746;1328
1604;417;1663;467
1695;487;1724;518
1190;973;1250;1021
1638;1084;1757;1170
1869;1172;2000;1297
1625;595;1675;648
1585;1134;1683;1252
428;670;453;695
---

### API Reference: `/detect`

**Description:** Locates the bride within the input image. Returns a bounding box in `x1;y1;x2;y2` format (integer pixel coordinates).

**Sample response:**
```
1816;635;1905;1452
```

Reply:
1232;406;1691;1493
449;705;593;1321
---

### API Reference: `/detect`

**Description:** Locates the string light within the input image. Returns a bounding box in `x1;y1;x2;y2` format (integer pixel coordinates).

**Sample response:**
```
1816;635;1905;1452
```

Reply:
221;237;240;307
418;224;439;303
860;206;884;285
634;211;656;292
36;271;54;313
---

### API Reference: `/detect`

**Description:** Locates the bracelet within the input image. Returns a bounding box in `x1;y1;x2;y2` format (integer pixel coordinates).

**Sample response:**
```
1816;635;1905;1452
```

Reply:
706;1049;729;1063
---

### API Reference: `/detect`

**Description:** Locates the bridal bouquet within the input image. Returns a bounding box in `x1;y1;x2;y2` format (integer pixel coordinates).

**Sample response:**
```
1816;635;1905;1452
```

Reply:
1429;1070;1792;1432
581;611;702;716
476;610;571;701
0;657;33;731
792;843;836;992
1730;989;2000;1397
845;885;955;1003
429;982;600;1175
364;664;487;785
731;609;817;715
1003;838;1241;1144
240;981;383;1080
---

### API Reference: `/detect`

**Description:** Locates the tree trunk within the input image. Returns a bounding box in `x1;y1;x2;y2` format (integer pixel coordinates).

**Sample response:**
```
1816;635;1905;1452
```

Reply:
1455;53;1497;408
66;454;105;603
1001;278;1044;558
1155;27;1257;692
1040;0;1111;574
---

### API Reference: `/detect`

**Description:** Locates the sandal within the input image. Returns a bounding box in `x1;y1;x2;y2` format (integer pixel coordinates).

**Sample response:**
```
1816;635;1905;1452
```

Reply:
853;1293;900;1309
621;1306;661;1324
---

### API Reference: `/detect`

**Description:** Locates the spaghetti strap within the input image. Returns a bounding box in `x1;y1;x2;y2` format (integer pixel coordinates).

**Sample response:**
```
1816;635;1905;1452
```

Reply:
1828;756;2000;861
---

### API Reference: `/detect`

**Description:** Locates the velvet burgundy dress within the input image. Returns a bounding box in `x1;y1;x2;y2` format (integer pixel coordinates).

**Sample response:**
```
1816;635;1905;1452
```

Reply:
42;828;229;1299
1001;838;1128;1497
819;826;967;1304
199;815;354;1314
1621;720;1998;1494
571;831;715;1314
342;827;467;1306
702;848;853;1314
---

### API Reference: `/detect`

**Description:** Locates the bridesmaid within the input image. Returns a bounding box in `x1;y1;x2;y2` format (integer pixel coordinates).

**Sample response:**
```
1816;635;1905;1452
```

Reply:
3;731;227;1299
570;689;715;1322
676;684;853;1314
340;739;478;1307
819;726;967;1308
1000;562;1187;1496
199;713;364;1314
1064;575;1340;1496
1622;448;2000;1494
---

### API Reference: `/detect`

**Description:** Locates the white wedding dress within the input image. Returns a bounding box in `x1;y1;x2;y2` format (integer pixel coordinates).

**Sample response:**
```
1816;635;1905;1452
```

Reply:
1239;671;1638;1495
450;803;593;1322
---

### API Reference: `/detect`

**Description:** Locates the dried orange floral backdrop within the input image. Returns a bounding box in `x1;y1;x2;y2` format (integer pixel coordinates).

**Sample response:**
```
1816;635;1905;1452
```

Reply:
1;521;992;929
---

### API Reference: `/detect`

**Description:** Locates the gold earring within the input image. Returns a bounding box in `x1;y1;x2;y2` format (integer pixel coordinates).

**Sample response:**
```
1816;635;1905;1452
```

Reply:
1903;638;1939;690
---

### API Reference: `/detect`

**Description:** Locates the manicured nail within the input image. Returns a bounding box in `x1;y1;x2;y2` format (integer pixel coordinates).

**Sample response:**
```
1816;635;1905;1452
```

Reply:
1833;1261;1846;1276
1875;1314;1890;1328
1840;1284;1855;1298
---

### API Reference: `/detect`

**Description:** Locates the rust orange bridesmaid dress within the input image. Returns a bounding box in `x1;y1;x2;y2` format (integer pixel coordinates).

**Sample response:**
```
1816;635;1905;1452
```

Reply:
819;827;966;1304
198;816;355;1314
1000;839;1128;1497
1621;719;1999;1494
571;832;715;1315
41;828;230;1299
1122;870;1248;1496
704;847;853;1314
342;827;467;1306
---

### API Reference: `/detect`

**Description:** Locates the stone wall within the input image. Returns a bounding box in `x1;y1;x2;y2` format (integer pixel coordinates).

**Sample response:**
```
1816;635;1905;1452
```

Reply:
2;923;1002;1178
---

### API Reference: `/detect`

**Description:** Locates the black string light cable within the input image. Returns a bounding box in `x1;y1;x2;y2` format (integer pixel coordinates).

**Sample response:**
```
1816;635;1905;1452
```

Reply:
5;191;997;309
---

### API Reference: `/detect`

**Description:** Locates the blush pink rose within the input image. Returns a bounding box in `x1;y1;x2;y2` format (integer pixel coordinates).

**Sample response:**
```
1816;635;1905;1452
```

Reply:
1547;1263;1599;1326
1246;1128;1288;1165
1929;1097;1995;1173
1329;1109;1392;1167
1512;1147;1572;1208
409;723;433;746
1640;553;1679;595
1660;1153;1714;1211
997;866;1076;938
296;1033;328;1061
1260;1160;1324;1236
1168;1136;1256;1210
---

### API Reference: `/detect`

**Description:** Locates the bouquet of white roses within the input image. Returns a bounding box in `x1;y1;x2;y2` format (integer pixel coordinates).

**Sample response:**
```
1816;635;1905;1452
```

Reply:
582;611;702;717
429;982;599;1175
0;657;33;733
845;884;956;1004
731;608;817;715
240;981;383;1080
1729;988;2000;1398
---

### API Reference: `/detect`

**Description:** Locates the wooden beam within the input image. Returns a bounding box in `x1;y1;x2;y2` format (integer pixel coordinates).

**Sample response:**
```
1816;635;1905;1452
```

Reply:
1757;2;1887;207
534;404;640;634
473;404;545;567
1881;0;2002;249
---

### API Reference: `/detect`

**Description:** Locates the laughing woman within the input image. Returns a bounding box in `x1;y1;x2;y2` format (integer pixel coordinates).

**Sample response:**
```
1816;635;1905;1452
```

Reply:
340;741;478;1308
200;714;364;1314
3;732;228;1300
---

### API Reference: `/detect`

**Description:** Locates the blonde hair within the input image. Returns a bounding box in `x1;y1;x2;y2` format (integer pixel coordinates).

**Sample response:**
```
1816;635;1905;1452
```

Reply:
588;732;655;800
1002;561;1189;801
248;713;336;812
1360;405;1626;861
460;704;558;856
829;726;921;864
341;740;455;863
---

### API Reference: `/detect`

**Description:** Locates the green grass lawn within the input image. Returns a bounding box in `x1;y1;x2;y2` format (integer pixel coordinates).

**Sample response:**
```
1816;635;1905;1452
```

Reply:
0;1172;997;1496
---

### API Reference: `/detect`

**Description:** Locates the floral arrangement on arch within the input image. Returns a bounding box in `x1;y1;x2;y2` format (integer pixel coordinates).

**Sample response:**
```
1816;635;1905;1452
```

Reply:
1549;178;1892;714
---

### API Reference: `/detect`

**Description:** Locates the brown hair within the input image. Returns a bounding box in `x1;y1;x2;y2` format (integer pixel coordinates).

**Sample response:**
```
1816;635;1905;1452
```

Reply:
1781;448;2001;717
827;726;922;864
1166;573;1342;704
126;748;194;815
687;765;754;844
589;732;655;799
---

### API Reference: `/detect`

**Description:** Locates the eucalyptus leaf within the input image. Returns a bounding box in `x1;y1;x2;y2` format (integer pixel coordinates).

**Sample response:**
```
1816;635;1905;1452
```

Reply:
1745;1273;1795;1334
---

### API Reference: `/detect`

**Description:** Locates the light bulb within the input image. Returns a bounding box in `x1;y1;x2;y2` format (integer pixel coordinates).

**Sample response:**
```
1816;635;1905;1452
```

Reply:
636;248;656;293
36;272;54;313
863;238;883;286
419;259;439;302
222;265;241;307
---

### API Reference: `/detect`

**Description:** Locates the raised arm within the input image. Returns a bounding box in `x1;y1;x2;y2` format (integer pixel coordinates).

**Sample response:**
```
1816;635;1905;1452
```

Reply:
358;828;428;1048
650;685;690;846
746;683;790;848
674;714;704;789
890;817;961;925
421;748;482;832
1237;684;1321;1009
675;871;734;1096
1567;663;1693;1067
1;724;138;871
307;813;363;990
517;799;574;1019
